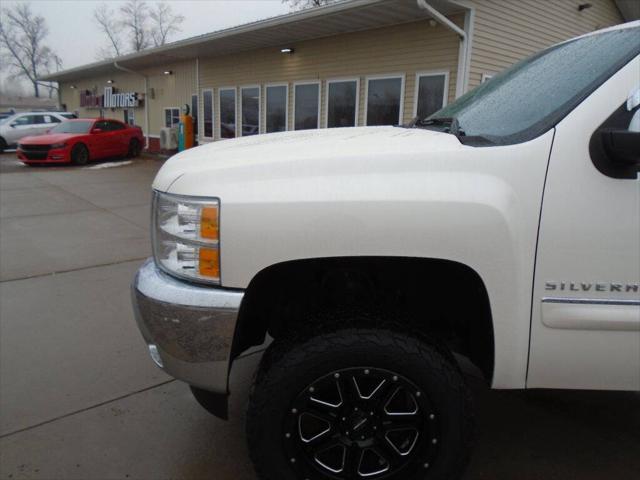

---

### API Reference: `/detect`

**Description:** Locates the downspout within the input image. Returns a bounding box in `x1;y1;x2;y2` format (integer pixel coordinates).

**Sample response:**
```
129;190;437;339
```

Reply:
196;57;200;140
416;0;473;98
114;61;150;149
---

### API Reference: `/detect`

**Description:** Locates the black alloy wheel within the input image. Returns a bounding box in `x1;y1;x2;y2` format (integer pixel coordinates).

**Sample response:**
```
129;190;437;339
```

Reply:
247;328;474;480
285;367;438;479
71;143;89;165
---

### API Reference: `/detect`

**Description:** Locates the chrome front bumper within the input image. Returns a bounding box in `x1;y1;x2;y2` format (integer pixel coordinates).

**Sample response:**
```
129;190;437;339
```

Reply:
131;259;244;394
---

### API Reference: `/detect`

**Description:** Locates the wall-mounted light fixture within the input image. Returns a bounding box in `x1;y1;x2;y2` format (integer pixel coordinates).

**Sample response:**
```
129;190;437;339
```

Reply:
280;47;294;54
70;85;77;89
163;70;173;75
107;79;114;84
578;3;592;11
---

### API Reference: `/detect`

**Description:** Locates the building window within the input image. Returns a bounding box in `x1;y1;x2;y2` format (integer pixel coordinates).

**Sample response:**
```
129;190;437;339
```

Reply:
294;81;320;130
414;72;448;119
164;107;180;128
265;84;288;133
365;75;405;126
219;88;236;139
326;78;359;128
191;93;199;139
202;89;213;138
240;86;260;137
124;109;135;126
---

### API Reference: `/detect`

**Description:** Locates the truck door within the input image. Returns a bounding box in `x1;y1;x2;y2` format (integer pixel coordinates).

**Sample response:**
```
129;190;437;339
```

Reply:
528;57;640;390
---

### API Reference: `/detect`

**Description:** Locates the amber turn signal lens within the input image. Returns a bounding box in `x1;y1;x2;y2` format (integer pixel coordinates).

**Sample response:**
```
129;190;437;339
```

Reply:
200;206;219;240
199;247;220;279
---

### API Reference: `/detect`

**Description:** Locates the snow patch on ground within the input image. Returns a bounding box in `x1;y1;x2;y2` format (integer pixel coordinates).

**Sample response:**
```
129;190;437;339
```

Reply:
85;161;133;170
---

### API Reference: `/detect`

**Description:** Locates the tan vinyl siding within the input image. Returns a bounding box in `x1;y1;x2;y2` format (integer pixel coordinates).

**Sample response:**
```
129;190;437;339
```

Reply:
59;59;197;136
198;18;463;140
147;61;197;134
468;0;624;88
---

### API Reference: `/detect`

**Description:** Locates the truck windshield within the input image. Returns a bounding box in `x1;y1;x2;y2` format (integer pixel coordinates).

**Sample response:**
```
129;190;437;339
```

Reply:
420;25;640;146
50;121;93;134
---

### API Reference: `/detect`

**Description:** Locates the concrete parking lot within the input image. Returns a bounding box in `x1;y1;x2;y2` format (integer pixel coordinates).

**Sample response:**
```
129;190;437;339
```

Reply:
0;151;638;480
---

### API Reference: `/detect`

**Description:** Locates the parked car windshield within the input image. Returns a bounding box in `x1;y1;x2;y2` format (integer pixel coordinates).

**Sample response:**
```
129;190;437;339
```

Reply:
420;26;640;146
49;120;93;134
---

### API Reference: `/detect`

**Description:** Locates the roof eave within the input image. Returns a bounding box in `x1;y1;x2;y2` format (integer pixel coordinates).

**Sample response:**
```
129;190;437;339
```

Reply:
40;0;390;82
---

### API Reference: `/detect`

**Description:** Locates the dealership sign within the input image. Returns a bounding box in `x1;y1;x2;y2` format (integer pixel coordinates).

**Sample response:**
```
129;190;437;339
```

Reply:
80;87;142;108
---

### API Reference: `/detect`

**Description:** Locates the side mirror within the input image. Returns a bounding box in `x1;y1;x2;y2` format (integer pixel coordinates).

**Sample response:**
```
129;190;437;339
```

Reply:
601;129;639;167
10;123;17;128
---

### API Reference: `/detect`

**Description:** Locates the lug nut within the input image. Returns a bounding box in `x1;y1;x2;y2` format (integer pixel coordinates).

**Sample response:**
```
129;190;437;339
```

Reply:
285;433;291;438
392;376;398;381
292;408;298;414
309;387;315;393
364;369;370;375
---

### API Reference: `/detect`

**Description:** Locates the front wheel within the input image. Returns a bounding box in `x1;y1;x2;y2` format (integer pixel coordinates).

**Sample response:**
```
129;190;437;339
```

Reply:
247;329;474;480
70;143;89;165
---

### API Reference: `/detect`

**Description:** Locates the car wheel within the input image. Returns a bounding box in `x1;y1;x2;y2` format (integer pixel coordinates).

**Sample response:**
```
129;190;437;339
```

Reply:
127;138;141;158
247;328;474;480
71;144;89;165
0;137;6;153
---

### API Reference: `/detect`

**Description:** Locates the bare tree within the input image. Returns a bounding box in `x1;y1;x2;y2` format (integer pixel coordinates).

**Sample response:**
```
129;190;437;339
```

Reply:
119;0;151;52
0;3;62;97
283;0;340;10
94;3;123;59
149;2;185;47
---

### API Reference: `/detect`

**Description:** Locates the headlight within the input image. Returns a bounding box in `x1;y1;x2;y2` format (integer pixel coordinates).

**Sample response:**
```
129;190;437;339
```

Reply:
51;142;67;149
152;191;221;284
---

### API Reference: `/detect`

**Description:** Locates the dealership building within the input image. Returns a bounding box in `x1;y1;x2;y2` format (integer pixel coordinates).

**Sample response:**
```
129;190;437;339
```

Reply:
41;0;635;151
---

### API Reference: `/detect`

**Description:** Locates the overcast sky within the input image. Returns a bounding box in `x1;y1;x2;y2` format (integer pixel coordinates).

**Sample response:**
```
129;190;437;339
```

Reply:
1;0;291;94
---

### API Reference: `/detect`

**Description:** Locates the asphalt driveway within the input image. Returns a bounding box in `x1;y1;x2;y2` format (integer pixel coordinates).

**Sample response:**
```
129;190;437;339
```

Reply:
0;151;638;480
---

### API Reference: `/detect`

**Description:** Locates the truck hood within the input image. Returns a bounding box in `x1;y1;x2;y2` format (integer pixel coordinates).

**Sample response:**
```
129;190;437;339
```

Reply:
154;126;466;194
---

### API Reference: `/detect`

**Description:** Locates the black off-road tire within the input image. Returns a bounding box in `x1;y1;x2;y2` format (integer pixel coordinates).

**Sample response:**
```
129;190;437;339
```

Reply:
70;143;89;165
247;328;474;480
127;138;141;158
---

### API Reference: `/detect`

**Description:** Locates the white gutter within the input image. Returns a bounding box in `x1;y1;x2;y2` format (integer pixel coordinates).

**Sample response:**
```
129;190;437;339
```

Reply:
416;0;473;98
114;61;150;149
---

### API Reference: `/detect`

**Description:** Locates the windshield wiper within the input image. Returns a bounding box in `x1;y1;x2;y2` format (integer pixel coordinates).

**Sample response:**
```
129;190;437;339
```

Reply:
416;116;466;137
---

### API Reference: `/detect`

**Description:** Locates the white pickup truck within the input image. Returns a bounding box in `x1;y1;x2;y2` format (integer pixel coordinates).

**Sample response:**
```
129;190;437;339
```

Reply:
132;23;639;480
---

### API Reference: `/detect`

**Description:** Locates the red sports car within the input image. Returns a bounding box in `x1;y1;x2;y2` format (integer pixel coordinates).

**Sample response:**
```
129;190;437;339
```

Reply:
17;118;144;165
